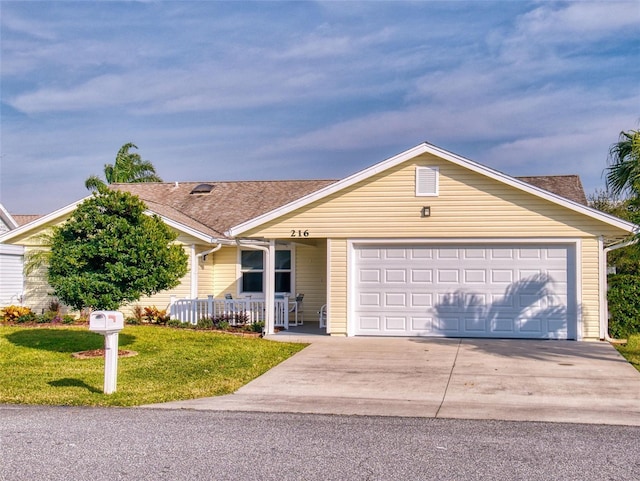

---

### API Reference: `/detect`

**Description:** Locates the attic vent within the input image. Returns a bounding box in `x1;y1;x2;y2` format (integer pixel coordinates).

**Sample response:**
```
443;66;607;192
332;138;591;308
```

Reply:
416;166;439;197
190;183;214;195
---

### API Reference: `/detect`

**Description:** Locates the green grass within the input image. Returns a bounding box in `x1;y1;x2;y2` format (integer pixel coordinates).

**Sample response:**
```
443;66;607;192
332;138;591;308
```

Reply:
615;333;640;372
0;325;306;406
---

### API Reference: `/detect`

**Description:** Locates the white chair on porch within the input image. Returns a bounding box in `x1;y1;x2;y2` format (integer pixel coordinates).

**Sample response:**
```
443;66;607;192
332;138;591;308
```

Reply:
318;304;327;329
288;294;304;326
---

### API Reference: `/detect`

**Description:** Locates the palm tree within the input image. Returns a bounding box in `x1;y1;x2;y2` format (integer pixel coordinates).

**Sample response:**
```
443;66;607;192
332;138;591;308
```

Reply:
85;143;162;191
606;129;640;197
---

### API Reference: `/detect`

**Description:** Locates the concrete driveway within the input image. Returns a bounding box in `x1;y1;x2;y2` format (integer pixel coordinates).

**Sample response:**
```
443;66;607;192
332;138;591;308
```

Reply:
145;336;640;426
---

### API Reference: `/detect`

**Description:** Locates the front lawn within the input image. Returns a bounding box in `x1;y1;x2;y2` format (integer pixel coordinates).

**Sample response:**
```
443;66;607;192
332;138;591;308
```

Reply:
615;333;640;372
0;325;306;406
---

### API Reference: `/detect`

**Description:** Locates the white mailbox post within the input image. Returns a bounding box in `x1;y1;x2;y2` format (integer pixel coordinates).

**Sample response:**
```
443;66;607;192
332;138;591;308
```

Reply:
89;311;125;394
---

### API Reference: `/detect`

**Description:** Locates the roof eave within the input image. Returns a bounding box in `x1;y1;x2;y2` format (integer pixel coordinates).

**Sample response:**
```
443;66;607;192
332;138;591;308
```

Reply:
0;203;19;230
149;212;234;245
0;197;91;244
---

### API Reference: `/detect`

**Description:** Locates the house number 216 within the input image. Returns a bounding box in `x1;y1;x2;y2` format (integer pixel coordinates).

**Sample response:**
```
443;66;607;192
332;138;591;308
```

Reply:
290;229;309;238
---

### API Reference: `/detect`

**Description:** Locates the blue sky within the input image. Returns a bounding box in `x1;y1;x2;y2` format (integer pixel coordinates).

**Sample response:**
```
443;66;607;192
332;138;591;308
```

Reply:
1;1;639;214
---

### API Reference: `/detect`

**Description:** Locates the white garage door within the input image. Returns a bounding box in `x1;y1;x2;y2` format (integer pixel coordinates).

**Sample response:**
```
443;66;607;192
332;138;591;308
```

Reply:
0;247;24;307
352;244;577;339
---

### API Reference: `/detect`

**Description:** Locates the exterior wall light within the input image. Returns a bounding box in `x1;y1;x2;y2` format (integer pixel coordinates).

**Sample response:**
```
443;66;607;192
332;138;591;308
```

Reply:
421;206;431;217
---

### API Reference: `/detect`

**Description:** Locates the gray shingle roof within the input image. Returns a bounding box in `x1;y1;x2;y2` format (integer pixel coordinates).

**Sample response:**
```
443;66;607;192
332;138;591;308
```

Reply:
111;174;588;239
516;175;588;205
111;180;337;239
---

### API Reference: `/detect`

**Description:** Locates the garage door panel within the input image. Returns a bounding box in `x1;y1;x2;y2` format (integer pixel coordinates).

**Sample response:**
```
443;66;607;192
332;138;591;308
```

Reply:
411;248;433;259
411;269;433;283
465;317;487;332
385;293;406;307
411;293;433;307
438;270;459;283
438;316;461;331
464;269;486;283
492;270;513;283
359;292;381;308
359;269;381;283
353;243;576;339
386;317;406;331
386;249;407;259
463;248;486;259
385;269;406;283
411;316;433;330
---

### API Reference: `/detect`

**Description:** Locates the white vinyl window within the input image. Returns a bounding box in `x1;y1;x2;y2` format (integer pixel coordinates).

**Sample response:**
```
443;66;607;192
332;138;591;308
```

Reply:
416;166;439;196
240;248;293;295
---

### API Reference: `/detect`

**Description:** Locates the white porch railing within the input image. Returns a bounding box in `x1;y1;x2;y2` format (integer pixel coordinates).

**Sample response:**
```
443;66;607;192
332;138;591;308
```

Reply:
169;295;290;328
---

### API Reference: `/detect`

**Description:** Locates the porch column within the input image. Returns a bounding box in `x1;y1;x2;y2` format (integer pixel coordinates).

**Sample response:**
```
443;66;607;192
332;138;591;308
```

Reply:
264;239;276;335
189;244;197;298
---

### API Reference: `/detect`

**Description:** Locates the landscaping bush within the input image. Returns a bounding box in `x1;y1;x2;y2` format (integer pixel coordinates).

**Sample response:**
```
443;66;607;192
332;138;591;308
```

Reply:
250;321;265;333
167;319;183;328
196;317;214;329
143;306;170;325
608;274;640;338
2;305;34;323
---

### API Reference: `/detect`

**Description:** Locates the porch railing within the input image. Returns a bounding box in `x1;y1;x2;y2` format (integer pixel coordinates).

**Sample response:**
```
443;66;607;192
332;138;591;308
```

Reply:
169;295;290;328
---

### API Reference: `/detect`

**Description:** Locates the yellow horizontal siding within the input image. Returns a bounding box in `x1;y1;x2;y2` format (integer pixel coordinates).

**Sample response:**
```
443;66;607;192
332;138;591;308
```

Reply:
580;238;601;340
244;153;628;240
328;238;347;336
212;246;238;298
294;241;327;323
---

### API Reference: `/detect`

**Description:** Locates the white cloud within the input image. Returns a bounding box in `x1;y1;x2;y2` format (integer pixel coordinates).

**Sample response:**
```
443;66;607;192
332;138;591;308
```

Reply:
518;2;639;37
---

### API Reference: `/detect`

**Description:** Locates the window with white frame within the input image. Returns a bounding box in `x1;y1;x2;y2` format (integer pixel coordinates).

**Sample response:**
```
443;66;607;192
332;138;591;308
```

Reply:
240;249;292;295
274;250;291;293
240;250;264;293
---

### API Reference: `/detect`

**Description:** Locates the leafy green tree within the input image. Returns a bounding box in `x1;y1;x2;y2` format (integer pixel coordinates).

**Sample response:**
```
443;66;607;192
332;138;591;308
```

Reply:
85;143;162;191
588;189;640;275
606;129;640;199
47;189;188;311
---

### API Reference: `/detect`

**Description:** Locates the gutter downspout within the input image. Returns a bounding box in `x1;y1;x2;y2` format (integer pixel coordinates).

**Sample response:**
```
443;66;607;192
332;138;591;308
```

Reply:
600;237;638;341
237;239;275;335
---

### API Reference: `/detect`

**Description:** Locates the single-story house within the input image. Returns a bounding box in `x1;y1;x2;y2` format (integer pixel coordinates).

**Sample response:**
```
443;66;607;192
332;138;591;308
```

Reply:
0;203;25;307
0;143;636;340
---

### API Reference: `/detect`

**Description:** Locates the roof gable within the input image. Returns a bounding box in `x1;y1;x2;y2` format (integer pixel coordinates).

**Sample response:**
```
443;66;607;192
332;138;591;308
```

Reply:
227;142;636;237
0;203;18;231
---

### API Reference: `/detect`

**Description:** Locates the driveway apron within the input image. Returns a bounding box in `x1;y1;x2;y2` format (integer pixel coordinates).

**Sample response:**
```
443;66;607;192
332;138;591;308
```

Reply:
143;337;640;426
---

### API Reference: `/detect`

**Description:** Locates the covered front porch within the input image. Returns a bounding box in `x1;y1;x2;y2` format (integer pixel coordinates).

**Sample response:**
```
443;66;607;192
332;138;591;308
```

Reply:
171;237;329;334
168;294;310;330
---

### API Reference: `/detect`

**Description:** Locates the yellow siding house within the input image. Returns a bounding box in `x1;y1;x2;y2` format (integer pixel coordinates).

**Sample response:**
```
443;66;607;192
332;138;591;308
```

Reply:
1;143;635;341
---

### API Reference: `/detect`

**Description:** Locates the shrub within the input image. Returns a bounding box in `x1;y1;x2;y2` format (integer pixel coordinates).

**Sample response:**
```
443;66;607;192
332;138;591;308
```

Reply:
131;305;145;324
126;317;141;325
217;320;230;331
17;312;37;323
608;274;640;338
62;315;76;324
250;321;265;333
196;317;214;329
143;306;170;325
2;305;34;323
167;319;183;328
212;312;250;327
47;299;61;314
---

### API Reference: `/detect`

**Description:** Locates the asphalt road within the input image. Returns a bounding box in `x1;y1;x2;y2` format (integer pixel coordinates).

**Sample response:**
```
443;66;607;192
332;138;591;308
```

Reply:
1;405;638;481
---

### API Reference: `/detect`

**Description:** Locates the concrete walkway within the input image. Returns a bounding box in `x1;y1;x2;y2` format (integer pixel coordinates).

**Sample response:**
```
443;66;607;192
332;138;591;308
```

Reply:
143;336;640;426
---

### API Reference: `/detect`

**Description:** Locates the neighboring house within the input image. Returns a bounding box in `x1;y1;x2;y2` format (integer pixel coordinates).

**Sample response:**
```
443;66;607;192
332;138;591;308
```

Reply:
0;143;636;340
0;204;24;306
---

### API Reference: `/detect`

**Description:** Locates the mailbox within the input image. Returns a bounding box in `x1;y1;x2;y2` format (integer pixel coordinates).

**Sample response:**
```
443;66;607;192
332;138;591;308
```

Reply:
89;311;124;334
